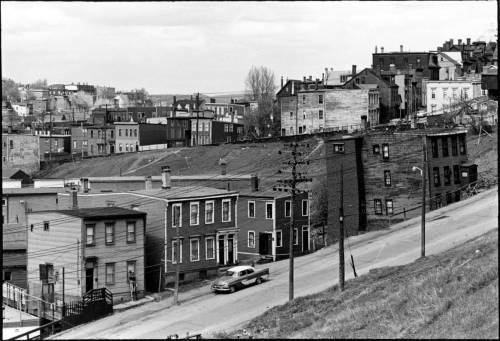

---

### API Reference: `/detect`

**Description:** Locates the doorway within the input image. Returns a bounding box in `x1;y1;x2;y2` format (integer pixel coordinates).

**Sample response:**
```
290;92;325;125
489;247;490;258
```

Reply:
227;234;234;264
259;233;272;256
302;227;309;252
86;268;94;293
218;236;225;265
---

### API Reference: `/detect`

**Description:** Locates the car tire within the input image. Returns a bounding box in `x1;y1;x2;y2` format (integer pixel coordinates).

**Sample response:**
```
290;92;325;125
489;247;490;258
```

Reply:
256;277;262;285
229;286;236;293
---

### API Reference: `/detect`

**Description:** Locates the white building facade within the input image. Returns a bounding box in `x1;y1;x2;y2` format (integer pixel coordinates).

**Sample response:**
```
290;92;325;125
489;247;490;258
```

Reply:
426;80;483;114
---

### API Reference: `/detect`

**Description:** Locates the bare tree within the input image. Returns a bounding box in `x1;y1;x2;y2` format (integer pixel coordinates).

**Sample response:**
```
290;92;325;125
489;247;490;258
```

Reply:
30;79;48;89
244;66;277;138
2;78;21;102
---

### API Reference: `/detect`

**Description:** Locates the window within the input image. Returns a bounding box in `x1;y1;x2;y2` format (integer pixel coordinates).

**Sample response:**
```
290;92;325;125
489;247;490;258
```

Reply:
285;200;291;217
276;230;283;247
290;112;293;118
82;141;88;147
452;88;458;98
318;94;323;104
4;271;12;281
266;202;273;219
105;223;114;244
451;136;458;156
293;228;298;245
374;199;382;215
119;129;122;137
302;199;309;216
453;165;461;184
433;167;441;187
442;137;449;157
110;130;114;138
73;141;77;149
431;88;436;99
172;204;182;227
302;95;306;104
119;144;122;152
125;129;128;137
319;110;323;120
431;138;439;158
248;231;255;248
458;134;466;155
444;166;451;185
127;261;136;282
386;199;393;215
43;221;50;231
190;239;200;262
190;202;199;225
205;201;214;224
134;129;137;137
86;224;95;245
127;221;136;243
443;88;448;98
382;144;389;160
222;199;231;222
105;263;115;284
91;130;94;138
248;201;255;218
384;170;391;186
333;143;344;153
373;144;380;154
463;88;469;99
205;237;215;260
172;239;183;264
2;198;6;207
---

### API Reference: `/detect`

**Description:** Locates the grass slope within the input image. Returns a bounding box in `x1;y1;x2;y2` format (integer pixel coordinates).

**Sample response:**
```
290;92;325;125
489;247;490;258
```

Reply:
215;229;499;339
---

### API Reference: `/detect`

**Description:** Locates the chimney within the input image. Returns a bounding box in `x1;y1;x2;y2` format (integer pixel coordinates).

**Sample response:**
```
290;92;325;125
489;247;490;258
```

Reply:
400;45;403;52
352;65;357;76
458;39;462;45
145;176;152;190
315;79;318;90
250;174;259;192
375;45;378;53
173;96;177;106
291;81;295;95
70;189;78;209
161;166;171;189
281;76;284;88
322;73;324;82
309;75;312;81
81;178;89;193
303;76;306;82
220;160;227;175
467;38;471;45
361;115;367;130
381;47;384;53
450;39;454;46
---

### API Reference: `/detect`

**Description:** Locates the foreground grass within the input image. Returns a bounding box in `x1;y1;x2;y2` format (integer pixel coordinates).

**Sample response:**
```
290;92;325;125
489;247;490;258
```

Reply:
215;229;498;339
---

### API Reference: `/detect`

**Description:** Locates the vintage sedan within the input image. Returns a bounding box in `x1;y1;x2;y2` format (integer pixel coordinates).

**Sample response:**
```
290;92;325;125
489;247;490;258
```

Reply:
211;265;269;293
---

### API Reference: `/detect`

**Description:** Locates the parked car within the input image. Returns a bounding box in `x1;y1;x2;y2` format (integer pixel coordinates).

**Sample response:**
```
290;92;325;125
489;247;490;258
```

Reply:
211;265;269;293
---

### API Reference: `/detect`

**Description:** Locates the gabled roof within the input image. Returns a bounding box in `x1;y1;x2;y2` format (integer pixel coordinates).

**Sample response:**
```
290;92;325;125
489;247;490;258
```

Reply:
344;68;392;88
440;52;462;66
2;168;30;179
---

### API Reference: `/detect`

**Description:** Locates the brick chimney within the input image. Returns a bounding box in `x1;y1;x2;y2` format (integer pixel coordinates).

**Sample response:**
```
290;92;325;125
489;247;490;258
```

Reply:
375;45;378;53
458;39;462;45
81;178;89;193
352;65;357;76
400;45;403;52
281;76;284;88
70;188;78;209
467;38;471;45
145;176;152;190
251;173;259;192
161;166;171;189
220;160;227;175
381;46;384;53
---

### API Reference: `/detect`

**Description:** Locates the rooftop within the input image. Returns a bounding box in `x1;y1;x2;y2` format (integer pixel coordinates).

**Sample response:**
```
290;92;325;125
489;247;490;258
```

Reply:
2;187;65;196
239;188;291;199
87;174;253;182
41;207;147;219
131;186;238;200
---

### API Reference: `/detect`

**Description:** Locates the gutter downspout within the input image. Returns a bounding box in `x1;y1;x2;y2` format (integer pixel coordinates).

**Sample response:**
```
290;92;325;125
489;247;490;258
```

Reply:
164;201;169;290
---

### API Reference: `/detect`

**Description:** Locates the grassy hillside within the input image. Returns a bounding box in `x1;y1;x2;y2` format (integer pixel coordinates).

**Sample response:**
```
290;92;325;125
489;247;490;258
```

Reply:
467;129;498;182
215;229;498;339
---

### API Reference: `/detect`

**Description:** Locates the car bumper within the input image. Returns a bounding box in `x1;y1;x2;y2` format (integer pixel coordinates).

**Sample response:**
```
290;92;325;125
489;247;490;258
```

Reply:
211;285;231;292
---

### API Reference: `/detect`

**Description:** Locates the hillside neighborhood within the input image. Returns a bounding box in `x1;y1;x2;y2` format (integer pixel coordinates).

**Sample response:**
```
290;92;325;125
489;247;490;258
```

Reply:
2;2;498;340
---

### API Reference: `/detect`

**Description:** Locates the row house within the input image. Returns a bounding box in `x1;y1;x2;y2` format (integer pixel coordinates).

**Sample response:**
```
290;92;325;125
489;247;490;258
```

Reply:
38;134;72;162
71;124;116;156
324;128;475;242
90;107;129;125
424;80;483;114
126;106;158;123
57;167;239;291
435;52;463;81
27;205;147;304
115;122;169;153
2;187;64;289
438;38;497;74
237;184;310;263
343;67;400;123
204;99;247;124
281;87;379;136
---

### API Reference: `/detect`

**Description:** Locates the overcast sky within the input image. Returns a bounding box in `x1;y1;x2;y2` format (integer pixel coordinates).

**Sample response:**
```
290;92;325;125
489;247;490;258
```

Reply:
1;1;497;95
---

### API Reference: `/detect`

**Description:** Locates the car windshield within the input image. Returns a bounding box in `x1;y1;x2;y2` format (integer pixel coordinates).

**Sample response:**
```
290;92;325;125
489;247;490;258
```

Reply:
225;270;239;277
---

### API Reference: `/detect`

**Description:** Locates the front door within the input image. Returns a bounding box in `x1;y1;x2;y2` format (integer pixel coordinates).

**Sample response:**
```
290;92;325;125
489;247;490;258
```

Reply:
86;268;94;293
259;233;272;255
218;236;225;265
227;234;234;264
302;227;309;252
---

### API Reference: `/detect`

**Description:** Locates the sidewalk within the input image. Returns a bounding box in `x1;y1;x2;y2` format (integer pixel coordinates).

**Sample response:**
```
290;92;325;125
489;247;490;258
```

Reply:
113;296;155;312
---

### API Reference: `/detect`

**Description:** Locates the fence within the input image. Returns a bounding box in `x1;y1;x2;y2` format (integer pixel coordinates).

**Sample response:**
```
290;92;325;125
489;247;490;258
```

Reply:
3;282;62;321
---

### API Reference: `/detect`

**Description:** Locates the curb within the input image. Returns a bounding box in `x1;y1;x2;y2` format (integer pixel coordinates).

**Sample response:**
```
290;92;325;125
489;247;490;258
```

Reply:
113;296;155;313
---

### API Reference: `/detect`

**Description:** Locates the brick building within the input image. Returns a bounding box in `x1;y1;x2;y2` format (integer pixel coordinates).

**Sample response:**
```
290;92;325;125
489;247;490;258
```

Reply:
27;206;147;304
2;134;41;174
115;122;169;153
324;128;474;242
437;38;497;74
71;124;116;156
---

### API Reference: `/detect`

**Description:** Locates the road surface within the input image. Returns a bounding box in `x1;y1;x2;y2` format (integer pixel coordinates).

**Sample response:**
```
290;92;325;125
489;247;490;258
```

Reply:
52;188;498;339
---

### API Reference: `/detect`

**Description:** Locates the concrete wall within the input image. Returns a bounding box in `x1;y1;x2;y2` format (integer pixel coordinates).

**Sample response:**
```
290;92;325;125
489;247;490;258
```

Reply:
2;134;40;174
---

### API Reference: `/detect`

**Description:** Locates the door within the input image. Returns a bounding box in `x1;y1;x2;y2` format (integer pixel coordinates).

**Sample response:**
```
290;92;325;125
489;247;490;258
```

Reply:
86;268;94;293
227;234;234;264
302;227;309;252
259;233;272;255
218;236;225;265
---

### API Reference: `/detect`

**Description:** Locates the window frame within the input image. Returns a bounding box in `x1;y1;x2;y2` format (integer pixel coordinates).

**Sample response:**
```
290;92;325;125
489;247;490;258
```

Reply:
433;167;441;187
385;199;393;215
318;110;324;120
442;137;449;157
190;238;200;262
85;224;95;245
318;94;323;104
190;202;200;226
105;222;115;245
222;199;231;222
248;201;255;218
172;203;182;227
248;231;256;248
284;200;291;218
384;170;391;187
105;263;115;285
205;237;215;260
374;199;383;215
333;143;345;154
373;144;380;154
172;239;183;264
275;230;283;247
205;201;214;224
265;202;274;220
126;221;136;243
302;199;309;216
443;166;451;186
451;136;458;156
382;143;389;160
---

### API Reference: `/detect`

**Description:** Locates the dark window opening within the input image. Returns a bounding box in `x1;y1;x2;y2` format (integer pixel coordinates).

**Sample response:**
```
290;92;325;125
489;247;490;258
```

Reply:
444;166;451;185
333;143;344;153
373;144;380;154
431;138;439;158
433;167;441;187
451;136;458;156
442;137;449;157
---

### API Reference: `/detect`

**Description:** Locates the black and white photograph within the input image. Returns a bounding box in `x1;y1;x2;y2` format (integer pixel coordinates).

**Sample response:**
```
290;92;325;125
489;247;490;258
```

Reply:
1;1;498;339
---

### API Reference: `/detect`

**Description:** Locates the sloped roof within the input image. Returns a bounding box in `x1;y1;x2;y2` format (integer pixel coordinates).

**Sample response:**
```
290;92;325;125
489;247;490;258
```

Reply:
41;207;147;219
441;52;462;66
2;188;65;196
131;186;238;200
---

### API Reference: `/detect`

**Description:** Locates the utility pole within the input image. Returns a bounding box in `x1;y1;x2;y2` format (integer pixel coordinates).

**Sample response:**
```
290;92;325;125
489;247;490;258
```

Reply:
274;141;312;301
339;163;345;291
174;223;180;305
421;135;427;258
49;110;52;162
62;267;65;317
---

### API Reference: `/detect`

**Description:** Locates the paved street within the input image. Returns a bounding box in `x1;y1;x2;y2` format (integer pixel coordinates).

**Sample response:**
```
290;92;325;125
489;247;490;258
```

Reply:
51;188;498;339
